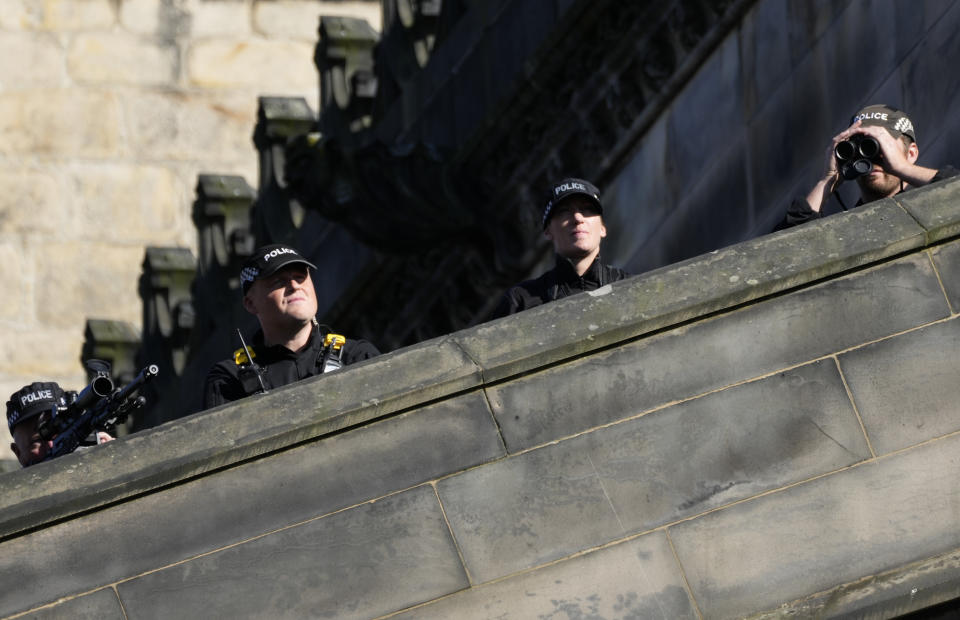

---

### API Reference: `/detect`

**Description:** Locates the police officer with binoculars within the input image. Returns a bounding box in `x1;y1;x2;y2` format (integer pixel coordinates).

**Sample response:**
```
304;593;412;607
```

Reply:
778;104;957;229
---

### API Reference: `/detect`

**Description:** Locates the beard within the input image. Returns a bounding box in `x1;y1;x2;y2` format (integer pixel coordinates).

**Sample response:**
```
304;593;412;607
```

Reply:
856;166;902;201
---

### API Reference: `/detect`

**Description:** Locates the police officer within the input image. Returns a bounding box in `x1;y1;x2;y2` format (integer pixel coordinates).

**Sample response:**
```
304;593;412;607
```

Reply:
491;177;630;318
7;382;113;467
778;104;958;228
203;244;380;408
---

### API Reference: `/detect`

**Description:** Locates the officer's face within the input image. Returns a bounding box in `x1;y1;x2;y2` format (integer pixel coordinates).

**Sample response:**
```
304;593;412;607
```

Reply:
10;413;53;468
856;135;917;198
243;264;318;331
544;196;607;260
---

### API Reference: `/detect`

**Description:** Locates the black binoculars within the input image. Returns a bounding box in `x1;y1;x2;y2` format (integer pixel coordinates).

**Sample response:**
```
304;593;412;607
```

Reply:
835;134;880;180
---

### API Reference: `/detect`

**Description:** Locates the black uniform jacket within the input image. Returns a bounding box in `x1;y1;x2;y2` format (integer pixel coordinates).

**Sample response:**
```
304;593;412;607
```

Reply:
775;166;959;230
203;322;380;409
491;254;631;319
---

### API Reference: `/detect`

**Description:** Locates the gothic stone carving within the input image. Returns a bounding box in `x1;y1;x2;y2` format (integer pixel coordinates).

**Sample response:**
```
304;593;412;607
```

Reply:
251;97;317;245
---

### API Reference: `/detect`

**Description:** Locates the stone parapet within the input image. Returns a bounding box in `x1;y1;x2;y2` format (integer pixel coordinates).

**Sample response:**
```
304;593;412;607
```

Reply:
2;176;960;617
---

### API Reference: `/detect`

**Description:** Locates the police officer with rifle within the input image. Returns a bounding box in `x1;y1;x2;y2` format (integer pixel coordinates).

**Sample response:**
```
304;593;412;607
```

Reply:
6;361;158;468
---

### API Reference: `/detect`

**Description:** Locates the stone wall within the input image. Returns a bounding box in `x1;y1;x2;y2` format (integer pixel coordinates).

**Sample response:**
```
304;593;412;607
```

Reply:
0;0;379;448
2;176;960;618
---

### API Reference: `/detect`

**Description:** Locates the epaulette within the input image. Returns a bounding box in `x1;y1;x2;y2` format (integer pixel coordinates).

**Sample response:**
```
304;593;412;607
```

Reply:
233;346;257;366
323;333;345;351
319;333;347;373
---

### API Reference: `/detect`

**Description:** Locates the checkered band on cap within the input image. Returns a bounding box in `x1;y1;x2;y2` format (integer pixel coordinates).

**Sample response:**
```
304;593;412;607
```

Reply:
240;266;260;285
7;381;65;430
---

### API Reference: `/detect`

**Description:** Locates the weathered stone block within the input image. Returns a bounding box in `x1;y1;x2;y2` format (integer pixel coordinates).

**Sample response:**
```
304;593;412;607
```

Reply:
69;164;187;241
0;90;122;157
436;440;624;583
116;486;467;619
18;588;125;620
753;546;960;619
0;242;32;323
579;360;870;533
0;328;88;388
121;91;255;162
931;238;960;312
896;173;960;242
670;433;960;619
0;169;63;235
457;201;928;383
0;33;64;88
186;0;251;36
36;242;145;328
187;38;316;91
0;1;38;29
68;33;177;85
63;591;129;619
40;0;115;30
118;0;159;34
392;533;698;619
839;317;960;455
0;393;497;615
0;455;18;473
486;254;948;451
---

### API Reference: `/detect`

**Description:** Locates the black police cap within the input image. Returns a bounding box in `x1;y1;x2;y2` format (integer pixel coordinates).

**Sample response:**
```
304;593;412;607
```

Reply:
240;244;318;294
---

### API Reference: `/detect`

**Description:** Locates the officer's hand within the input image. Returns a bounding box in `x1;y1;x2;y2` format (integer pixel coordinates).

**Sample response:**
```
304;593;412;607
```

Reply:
854;124;911;176
822;120;866;189
96;431;114;444
805;120;865;213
